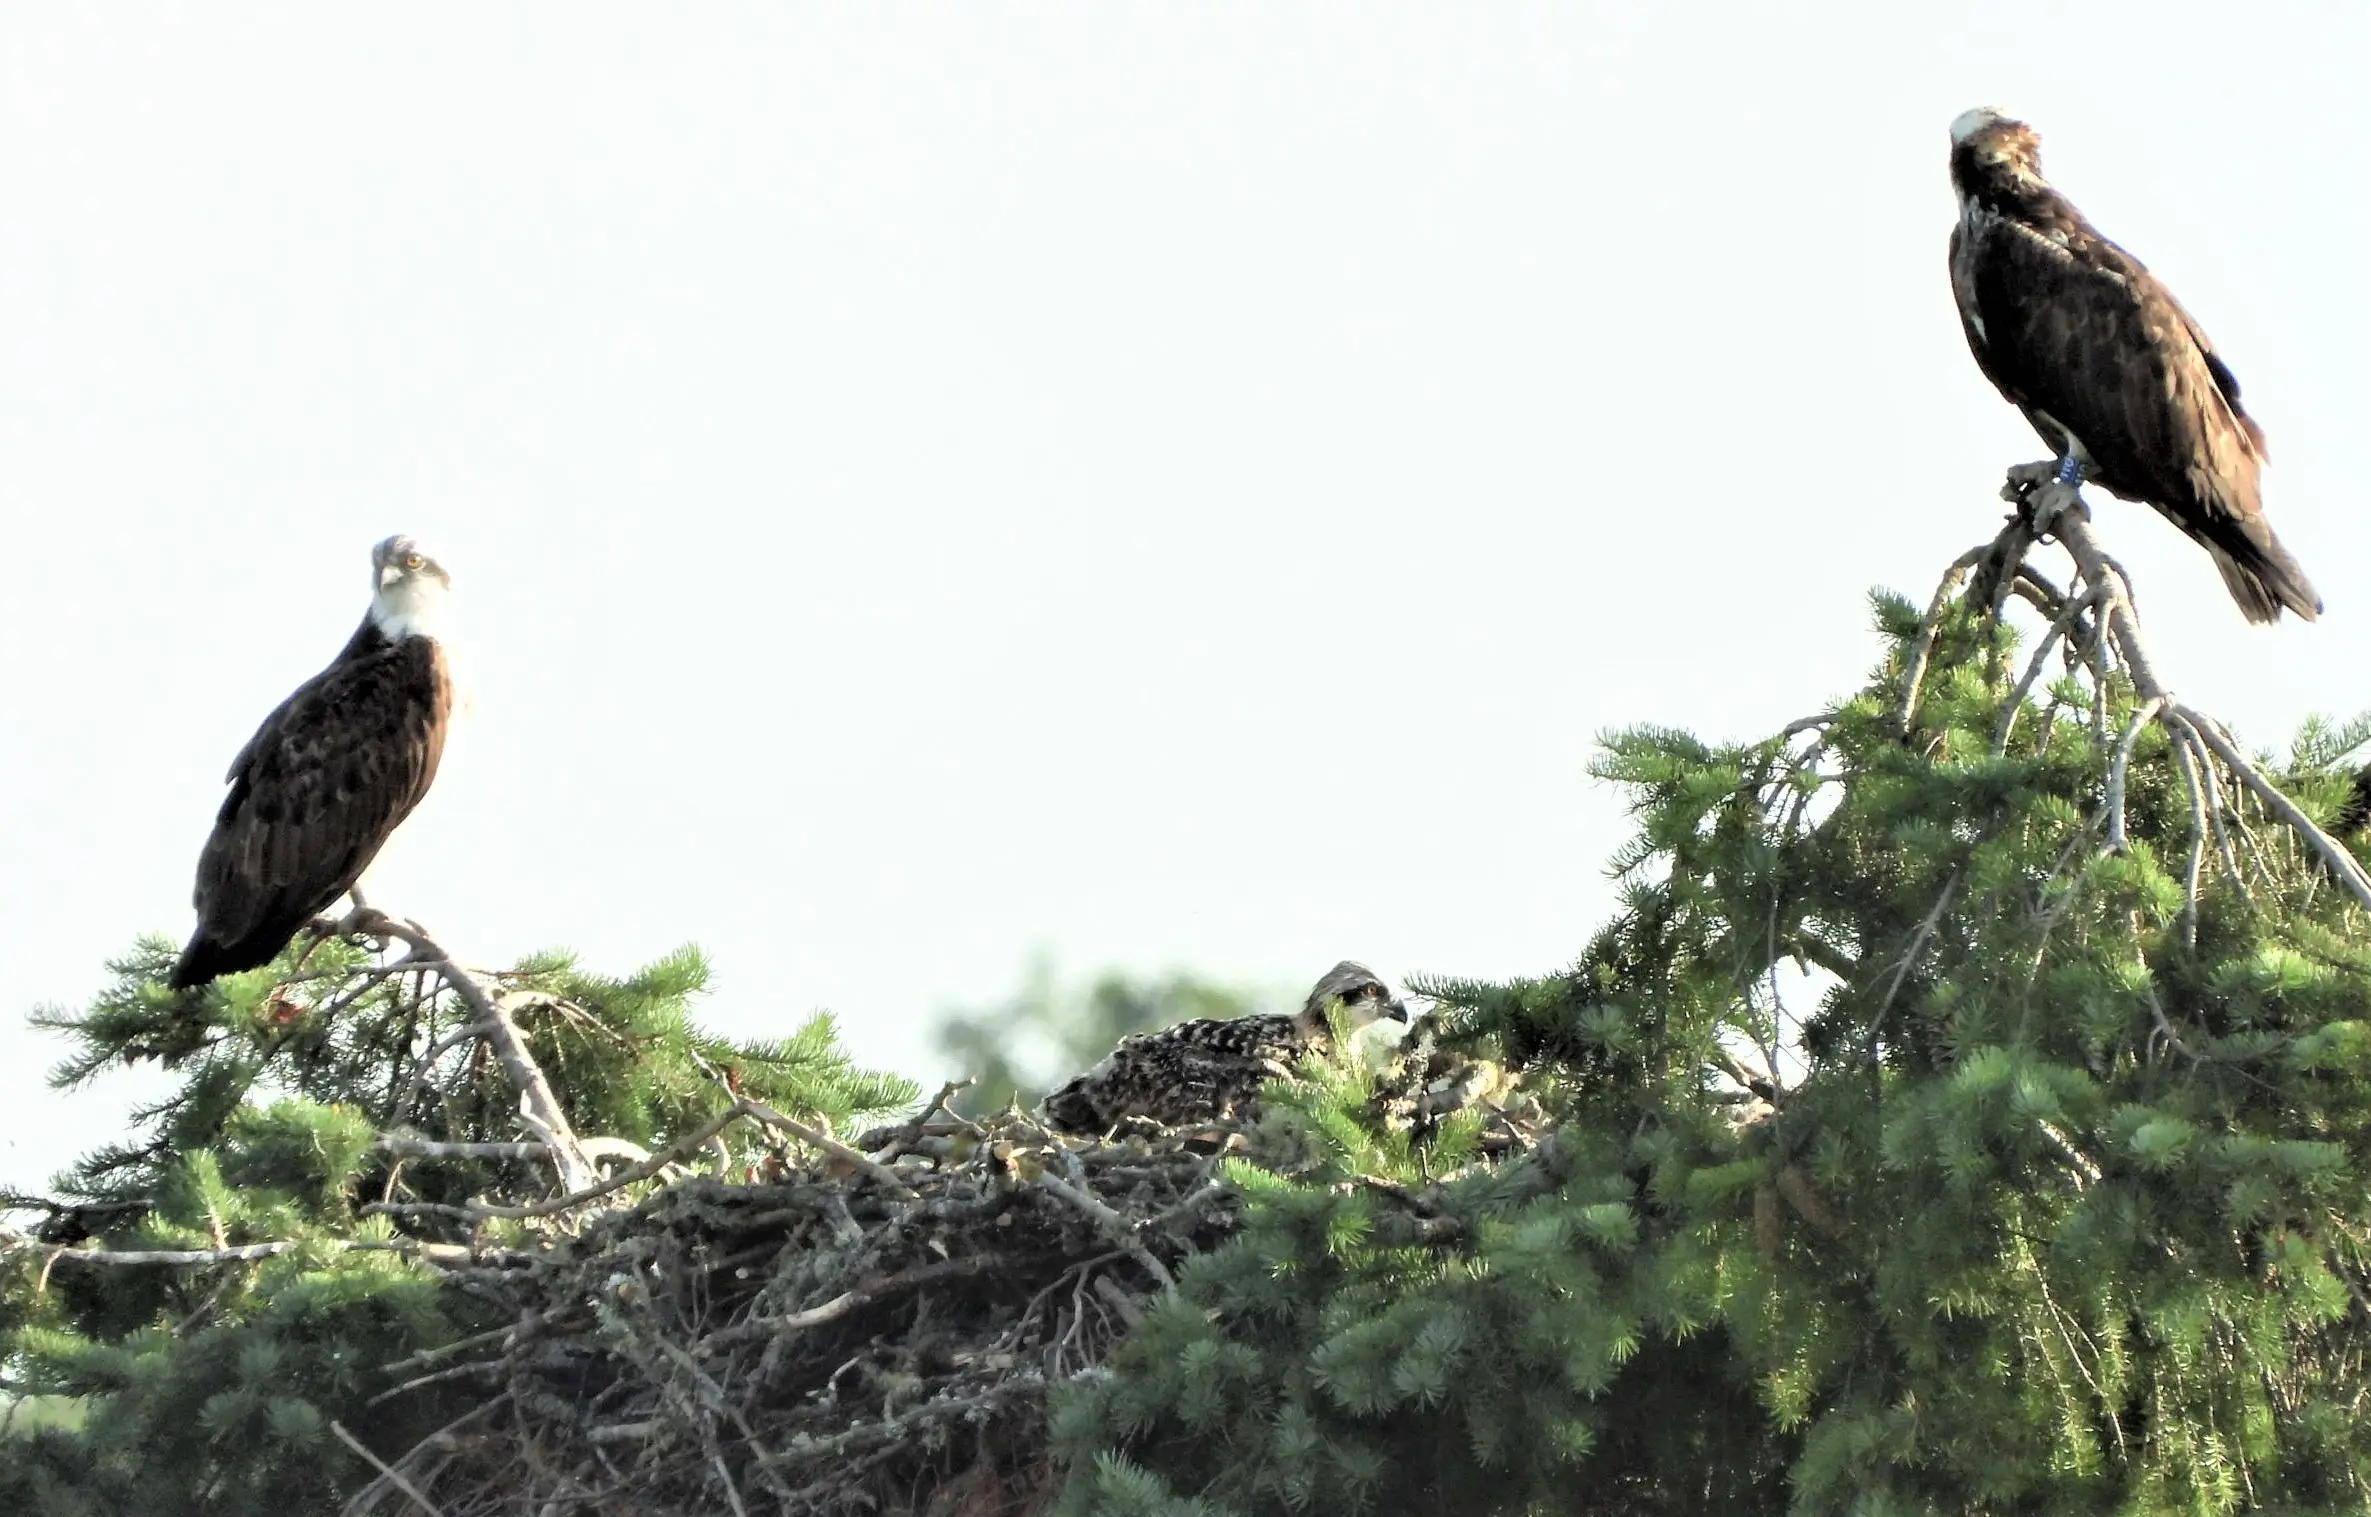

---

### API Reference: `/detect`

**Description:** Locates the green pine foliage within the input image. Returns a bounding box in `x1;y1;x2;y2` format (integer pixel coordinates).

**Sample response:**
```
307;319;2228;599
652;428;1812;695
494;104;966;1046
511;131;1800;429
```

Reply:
1053;591;2371;1515
7;572;2368;1515
1;935;914;1516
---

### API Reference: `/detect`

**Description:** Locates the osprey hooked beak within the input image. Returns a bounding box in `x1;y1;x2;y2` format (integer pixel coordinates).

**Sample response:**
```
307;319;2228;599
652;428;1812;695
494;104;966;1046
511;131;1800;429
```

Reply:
1302;960;1411;1031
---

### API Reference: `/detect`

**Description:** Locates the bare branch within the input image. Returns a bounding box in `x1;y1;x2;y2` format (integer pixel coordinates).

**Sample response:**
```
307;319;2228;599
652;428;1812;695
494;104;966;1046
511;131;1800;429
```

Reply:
1;1225;519;1270
1975;476;2371;916
1899;535;2011;734
737;1097;922;1200
1038;1161;1177;1289
373;1137;555;1162
366;1102;754;1222
330;1421;450;1517
337;912;600;1193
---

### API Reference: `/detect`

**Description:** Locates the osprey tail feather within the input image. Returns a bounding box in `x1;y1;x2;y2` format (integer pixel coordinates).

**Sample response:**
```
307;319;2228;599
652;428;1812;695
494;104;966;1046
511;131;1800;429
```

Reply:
2202;519;2322;625
169;933;267;991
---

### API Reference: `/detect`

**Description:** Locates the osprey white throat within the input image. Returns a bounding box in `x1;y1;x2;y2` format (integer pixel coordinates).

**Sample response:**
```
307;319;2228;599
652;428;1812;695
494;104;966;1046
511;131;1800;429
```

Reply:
371;575;451;642
367;536;454;643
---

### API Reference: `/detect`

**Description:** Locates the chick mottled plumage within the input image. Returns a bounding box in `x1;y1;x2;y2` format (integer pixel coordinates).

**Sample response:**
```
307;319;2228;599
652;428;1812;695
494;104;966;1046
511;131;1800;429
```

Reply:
1040;960;1408;1136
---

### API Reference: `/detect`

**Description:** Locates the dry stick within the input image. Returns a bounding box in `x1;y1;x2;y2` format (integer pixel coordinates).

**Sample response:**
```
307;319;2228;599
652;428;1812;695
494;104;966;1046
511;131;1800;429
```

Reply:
2012;563;2070;619
867;1079;981;1160
2167;730;2211;941
329;1422;450;1517
1863;871;1962;1062
364;1357;506;1408
736;1096;922;1199
365;1101;750;1222
1897;538;2005;734
2183;711;2371;907
2102;695;2167;850
705;1253;1010;1347
374;1137;556;1162
399;1020;482;1101
1038;1165;1177;1289
1994;583;2105;756
0;1226;514;1270
341;1399;505;1517
2169;711;2256;907
352;916;599;1193
381;1318;530;1378
363;1097;916;1225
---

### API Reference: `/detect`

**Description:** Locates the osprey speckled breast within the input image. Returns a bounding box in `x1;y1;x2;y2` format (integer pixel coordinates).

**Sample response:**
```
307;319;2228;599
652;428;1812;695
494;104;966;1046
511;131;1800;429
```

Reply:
1042;961;1409;1135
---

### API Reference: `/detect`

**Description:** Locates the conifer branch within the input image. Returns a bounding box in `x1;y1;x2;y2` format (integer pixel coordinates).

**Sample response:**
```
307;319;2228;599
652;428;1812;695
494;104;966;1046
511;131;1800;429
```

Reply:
1934;473;2371;919
333;912;601;1193
2039;488;2371;912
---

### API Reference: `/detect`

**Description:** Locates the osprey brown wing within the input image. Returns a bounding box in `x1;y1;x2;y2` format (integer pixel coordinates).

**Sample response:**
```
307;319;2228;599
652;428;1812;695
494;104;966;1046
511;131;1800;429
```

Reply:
170;635;451;988
1967;223;2309;618
1947;110;2319;624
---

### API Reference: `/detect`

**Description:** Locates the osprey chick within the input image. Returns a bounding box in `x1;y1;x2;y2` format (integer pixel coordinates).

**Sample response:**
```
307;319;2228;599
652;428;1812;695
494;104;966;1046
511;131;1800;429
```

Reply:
169;536;456;989
1947;107;2320;623
1041;960;1410;1136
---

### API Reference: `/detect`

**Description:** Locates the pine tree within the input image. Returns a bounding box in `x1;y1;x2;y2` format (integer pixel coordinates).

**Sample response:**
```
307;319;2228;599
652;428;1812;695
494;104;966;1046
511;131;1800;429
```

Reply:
1;928;913;1515
1052;499;2371;1515
6;492;2367;1515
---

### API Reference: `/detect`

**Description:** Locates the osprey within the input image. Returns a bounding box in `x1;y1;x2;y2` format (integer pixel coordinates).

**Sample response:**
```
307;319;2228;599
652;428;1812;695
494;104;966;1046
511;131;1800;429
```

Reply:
169;536;455;989
1947;107;2320;623
1041;960;1409;1135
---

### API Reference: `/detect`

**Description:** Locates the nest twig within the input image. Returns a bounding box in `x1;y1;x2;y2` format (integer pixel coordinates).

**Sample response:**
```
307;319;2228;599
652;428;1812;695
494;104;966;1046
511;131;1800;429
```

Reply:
326;1042;1538;1517
341;1108;1235;1517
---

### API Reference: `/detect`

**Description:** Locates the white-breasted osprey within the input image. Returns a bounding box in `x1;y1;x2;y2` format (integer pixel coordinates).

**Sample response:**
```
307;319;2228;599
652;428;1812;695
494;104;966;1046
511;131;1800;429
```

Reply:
1947;107;2320;624
1041;960;1410;1135
169;536;456;989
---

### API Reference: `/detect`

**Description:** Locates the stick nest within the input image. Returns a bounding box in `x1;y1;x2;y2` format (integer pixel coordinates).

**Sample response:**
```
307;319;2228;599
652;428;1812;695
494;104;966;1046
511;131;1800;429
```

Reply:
348;1108;1216;1516
353;1047;1534;1517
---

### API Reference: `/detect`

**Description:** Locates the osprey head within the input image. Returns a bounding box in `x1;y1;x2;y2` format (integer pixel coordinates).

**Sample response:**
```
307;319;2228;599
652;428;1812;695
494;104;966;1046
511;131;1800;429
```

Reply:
1949;106;2043;183
368;534;453;642
1299;960;1411;1034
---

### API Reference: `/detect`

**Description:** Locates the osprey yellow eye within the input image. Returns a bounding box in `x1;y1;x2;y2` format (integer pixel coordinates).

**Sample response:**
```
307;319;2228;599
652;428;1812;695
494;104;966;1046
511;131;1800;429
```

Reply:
403;554;423;570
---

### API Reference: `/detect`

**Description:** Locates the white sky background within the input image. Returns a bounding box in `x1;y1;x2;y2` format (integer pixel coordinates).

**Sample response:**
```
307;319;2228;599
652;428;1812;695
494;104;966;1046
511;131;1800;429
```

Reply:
2;4;2365;1190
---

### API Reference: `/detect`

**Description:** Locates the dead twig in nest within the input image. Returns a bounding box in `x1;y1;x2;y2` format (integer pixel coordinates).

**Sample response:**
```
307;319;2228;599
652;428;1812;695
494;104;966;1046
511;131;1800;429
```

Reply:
340;1074;1538;1517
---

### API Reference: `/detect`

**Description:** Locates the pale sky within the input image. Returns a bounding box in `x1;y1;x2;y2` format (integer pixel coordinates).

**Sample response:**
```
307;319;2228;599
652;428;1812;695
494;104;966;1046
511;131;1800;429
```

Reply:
3;5;2365;1191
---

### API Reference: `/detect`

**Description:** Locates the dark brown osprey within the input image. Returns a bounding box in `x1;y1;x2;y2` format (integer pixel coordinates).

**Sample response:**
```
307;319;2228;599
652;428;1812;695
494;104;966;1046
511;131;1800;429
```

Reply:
169;536;456;989
1041;960;1410;1135
1947;107;2320;623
